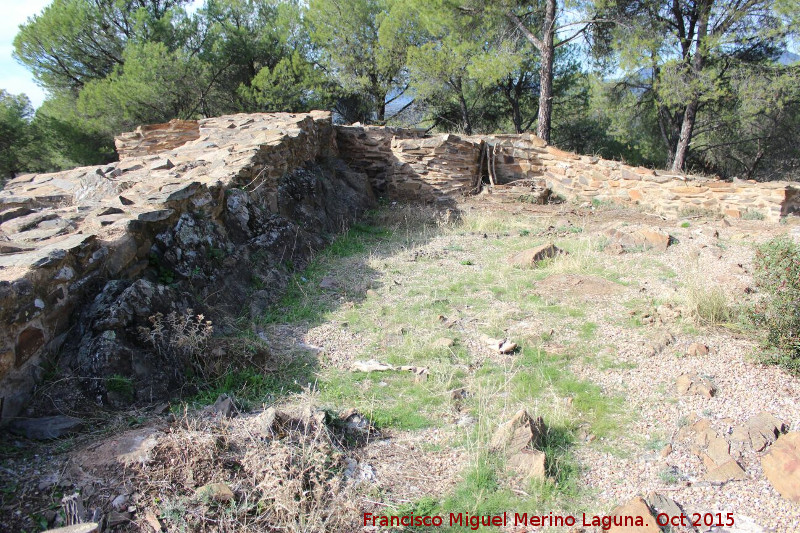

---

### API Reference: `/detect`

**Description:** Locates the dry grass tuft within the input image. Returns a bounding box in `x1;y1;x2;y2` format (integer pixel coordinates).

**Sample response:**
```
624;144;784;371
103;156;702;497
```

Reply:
131;400;363;532
681;271;732;326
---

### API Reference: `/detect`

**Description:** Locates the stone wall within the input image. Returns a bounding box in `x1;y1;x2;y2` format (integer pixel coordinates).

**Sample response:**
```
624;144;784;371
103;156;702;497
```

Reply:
115;119;200;159
533;149;796;221
336;126;798;221
0;111;375;422
336;126;481;202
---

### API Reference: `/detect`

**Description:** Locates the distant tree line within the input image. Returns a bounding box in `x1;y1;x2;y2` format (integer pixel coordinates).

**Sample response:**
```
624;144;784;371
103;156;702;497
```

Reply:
2;0;799;184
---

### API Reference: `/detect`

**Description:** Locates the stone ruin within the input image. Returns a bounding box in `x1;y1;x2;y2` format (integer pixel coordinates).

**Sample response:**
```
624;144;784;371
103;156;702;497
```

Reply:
336;125;800;218
1;110;798;422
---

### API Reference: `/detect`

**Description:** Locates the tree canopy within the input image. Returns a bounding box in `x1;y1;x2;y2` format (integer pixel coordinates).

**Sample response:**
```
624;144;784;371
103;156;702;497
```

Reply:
3;0;799;181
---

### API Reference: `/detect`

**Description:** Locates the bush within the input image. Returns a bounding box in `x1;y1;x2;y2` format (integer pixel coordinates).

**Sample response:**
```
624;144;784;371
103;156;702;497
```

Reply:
752;236;800;367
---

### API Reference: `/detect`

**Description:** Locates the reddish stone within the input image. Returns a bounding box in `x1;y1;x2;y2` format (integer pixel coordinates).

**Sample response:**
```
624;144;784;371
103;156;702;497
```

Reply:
15;326;44;367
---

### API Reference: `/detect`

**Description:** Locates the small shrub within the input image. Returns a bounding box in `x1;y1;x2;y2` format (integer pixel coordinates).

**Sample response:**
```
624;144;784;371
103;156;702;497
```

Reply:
678;206;718;218
751;236;800;367
689;285;731;325
742;209;765;221
659;467;680;485
139;310;213;379
149;253;176;284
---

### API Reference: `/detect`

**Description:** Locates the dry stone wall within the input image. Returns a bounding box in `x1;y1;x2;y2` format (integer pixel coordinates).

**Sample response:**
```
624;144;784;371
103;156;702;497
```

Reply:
476;136;797;221
534;150;797;221
337;126;798;221
336;126;481;203
0;111;375;422
115;119;201;159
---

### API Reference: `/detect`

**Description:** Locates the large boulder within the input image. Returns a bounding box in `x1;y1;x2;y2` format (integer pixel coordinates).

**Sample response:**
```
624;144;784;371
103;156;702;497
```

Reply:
761;432;800;503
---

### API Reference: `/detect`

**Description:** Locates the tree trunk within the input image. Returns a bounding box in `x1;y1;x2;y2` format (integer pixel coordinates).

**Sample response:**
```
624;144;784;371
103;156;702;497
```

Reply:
376;93;386;123
500;81;522;133
672;98;698;171
536;0;556;143
671;0;710;171
506;3;556;142
455;78;473;135
512;99;523;134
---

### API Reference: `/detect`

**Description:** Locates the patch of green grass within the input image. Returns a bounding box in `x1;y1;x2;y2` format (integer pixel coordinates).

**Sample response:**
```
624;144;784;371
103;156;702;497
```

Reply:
625;244;648;253
327;222;392;257
497;345;626;438
183;361;312;411
556;225;583;234
244;207;629;523
680;221;691;228
592;236;611;252
579;322;598;340
250;274;265;290
317;370;440;430
597;357;637;371
659;467;680;484
106;374;134;401
591;198;620;209
261;222;394;324
541;303;585;318
646;436;669;451
392;427;583;531
161;496;190;532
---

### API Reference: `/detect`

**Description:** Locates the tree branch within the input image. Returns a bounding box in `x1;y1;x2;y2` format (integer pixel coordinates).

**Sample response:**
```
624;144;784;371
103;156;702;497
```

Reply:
555;24;590;48
506;12;544;51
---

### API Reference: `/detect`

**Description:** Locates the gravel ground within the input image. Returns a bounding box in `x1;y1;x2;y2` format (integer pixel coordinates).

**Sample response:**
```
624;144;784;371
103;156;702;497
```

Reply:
5;200;799;533
305;199;800;532
565;216;800;532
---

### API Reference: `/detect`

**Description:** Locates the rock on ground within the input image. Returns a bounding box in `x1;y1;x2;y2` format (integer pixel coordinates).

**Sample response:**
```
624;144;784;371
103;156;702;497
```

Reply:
761;431;800;503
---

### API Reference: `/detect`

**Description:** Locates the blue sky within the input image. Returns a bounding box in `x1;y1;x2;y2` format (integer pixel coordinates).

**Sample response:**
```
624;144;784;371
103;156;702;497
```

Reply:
0;0;203;109
1;0;52;108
